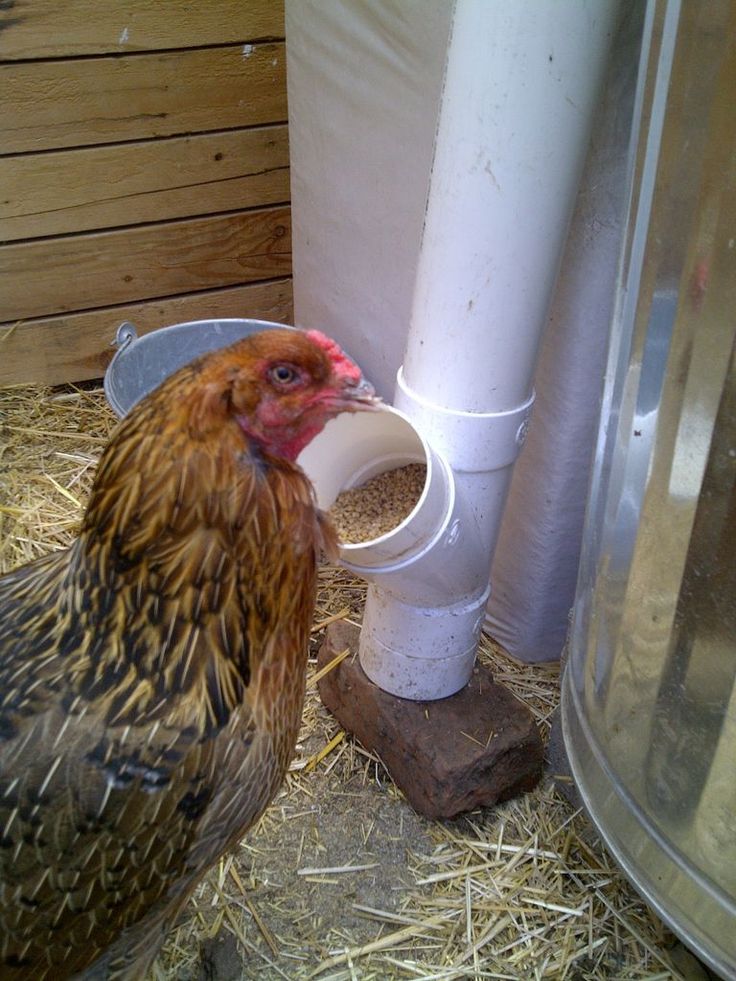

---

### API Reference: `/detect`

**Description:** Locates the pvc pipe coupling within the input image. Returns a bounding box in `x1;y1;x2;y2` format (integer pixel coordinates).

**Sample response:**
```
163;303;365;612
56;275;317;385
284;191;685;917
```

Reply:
299;376;534;701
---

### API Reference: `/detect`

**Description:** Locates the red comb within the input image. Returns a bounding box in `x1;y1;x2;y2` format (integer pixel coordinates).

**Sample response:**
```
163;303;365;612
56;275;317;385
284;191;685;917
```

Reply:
305;329;362;383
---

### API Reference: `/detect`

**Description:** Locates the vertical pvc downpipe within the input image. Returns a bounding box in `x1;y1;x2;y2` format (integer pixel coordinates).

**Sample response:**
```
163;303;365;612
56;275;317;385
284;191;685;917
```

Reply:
361;0;622;698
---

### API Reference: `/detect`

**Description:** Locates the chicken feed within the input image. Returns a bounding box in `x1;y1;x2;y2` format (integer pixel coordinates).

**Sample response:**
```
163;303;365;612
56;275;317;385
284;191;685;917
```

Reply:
328;463;426;542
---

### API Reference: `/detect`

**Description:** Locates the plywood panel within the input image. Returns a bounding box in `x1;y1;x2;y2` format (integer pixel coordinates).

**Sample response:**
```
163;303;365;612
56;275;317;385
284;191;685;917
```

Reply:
0;0;283;60
0;126;290;241
1;207;291;321
1;42;286;153
0;280;294;385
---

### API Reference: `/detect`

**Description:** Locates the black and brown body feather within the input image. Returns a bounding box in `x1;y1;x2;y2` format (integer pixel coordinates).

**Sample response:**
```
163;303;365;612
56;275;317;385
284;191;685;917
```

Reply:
0;330;367;979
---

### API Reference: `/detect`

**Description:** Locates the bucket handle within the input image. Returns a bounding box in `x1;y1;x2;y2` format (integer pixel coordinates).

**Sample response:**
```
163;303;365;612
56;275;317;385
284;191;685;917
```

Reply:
112;321;138;351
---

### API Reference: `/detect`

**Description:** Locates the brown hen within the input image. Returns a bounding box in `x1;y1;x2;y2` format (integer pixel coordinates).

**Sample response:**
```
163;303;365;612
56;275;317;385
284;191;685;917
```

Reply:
0;327;377;979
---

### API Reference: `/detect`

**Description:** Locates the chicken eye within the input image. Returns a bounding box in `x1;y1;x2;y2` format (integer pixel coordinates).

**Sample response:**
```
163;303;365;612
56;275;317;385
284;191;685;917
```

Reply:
268;364;299;387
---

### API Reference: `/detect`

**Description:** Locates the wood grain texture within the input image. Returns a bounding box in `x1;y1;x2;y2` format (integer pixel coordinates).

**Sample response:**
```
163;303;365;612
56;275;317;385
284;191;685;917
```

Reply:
1;207;291;322
0;126;290;242
0;280;294;385
0;0;283;60
1;42;286;153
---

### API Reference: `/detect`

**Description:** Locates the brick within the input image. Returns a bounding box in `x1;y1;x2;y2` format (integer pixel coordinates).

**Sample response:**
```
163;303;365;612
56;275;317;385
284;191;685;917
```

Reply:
317;621;544;820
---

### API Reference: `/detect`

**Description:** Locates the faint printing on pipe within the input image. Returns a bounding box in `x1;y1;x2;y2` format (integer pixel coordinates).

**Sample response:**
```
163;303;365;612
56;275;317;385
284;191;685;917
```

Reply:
329;464;427;542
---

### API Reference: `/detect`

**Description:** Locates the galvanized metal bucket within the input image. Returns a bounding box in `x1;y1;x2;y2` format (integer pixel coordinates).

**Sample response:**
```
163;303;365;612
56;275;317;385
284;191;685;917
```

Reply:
562;2;736;976
103;318;295;417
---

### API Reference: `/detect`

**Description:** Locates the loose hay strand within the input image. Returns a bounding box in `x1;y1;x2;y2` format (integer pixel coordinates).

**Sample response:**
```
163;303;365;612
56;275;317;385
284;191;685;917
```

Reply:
308;647;351;688
310;913;452;977
0;382;685;980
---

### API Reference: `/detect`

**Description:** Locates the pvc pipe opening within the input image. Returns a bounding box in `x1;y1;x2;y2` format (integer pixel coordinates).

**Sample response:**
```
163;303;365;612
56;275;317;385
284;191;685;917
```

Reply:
298;405;454;572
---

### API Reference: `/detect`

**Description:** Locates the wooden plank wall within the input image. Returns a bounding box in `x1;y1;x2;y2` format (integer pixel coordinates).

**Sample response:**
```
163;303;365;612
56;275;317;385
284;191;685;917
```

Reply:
0;0;292;385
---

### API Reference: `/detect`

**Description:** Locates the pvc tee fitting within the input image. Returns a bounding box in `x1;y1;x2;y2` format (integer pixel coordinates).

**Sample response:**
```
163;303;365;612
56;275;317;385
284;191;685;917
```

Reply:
299;406;492;700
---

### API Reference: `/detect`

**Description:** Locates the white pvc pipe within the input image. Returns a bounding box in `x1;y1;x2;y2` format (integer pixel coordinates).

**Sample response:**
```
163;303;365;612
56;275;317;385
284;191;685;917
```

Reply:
403;0;622;414
355;0;620;698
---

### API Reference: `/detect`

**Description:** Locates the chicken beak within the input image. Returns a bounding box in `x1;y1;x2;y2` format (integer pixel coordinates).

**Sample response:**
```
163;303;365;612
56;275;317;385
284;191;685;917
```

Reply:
341;376;381;409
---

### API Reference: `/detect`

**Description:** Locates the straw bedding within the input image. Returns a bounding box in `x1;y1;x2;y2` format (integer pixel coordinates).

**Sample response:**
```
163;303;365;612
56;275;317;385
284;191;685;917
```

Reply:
0;383;693;980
